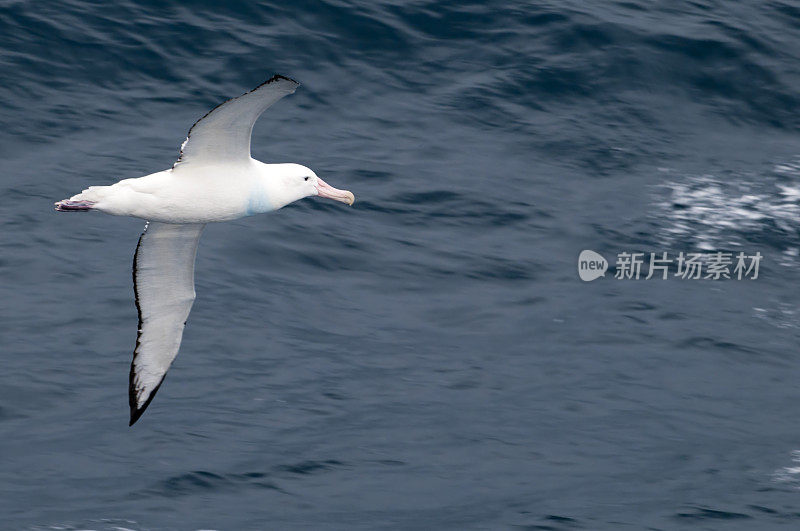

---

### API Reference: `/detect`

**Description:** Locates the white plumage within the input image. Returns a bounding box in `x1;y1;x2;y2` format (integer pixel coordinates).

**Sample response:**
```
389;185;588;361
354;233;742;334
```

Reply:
55;75;355;425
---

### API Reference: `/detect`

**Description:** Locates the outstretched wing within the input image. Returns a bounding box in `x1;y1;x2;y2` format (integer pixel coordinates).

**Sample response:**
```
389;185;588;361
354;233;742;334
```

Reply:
129;221;205;426
173;74;300;167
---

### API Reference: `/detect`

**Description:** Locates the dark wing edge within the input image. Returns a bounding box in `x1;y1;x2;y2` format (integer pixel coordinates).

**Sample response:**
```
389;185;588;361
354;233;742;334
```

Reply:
128;222;205;426
172;74;300;168
129;225;151;425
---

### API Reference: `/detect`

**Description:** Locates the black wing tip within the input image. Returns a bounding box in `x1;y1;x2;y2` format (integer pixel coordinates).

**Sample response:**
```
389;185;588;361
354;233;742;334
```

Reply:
128;377;165;426
129;408;144;426
266;73;299;86
251;74;300;95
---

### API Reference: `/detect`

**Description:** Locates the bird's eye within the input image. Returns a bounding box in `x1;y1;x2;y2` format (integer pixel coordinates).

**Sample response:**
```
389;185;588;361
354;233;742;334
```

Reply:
304;176;309;181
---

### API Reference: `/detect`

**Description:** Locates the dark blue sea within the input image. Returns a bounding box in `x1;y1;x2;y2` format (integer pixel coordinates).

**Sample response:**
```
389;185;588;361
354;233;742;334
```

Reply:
4;1;800;529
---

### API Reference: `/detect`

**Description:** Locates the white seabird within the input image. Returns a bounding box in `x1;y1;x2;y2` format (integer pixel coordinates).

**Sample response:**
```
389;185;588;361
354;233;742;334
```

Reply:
55;75;355;426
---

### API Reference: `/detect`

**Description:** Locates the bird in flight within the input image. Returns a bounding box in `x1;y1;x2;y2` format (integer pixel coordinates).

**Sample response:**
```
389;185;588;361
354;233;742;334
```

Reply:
55;75;354;426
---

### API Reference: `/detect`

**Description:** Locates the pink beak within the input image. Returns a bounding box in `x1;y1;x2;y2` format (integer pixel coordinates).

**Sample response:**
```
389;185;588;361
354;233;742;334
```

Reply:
316;177;355;206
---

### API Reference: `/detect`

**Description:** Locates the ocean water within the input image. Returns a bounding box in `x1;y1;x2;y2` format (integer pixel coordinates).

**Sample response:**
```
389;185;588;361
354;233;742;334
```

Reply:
3;0;800;528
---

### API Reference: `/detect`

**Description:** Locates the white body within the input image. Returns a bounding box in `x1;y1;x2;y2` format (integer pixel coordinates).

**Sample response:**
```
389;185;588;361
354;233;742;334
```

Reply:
77;161;315;223
55;75;354;426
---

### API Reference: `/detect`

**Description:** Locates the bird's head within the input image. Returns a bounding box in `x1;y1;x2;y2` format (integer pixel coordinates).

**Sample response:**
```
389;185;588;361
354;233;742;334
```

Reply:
271;163;354;209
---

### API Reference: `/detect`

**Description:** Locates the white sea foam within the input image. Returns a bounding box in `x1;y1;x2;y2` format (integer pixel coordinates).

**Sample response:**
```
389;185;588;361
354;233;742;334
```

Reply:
655;168;800;259
772;450;800;487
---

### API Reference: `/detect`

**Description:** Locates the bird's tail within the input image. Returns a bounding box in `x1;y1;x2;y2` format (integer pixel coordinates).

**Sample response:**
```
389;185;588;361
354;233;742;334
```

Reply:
54;185;112;212
54;199;96;212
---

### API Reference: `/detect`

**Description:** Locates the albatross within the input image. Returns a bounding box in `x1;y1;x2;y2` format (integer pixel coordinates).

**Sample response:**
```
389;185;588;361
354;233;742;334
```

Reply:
55;75;354;426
